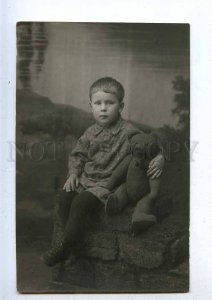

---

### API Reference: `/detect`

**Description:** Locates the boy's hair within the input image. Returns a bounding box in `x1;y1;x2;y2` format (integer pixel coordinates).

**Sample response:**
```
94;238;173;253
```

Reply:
89;77;125;102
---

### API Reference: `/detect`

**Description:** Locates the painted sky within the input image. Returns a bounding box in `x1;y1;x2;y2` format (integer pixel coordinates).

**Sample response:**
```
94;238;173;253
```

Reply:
18;23;189;127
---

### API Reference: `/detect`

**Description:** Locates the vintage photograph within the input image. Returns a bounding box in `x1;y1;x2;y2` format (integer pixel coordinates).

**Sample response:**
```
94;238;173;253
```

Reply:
16;22;190;293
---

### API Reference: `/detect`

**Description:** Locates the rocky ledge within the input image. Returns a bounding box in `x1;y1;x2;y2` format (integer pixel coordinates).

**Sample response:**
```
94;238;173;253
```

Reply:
50;194;189;293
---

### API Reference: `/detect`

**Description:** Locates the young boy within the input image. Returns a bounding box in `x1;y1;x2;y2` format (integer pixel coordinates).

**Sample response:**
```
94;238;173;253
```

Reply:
43;77;164;267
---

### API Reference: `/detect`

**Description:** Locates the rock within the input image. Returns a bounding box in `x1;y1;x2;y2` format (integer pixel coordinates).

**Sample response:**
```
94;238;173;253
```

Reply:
94;261;136;292
170;233;189;265
48;281;97;293
136;269;189;293
118;233;166;269
99;206;133;233
84;231;118;261
49;200;189;291
141;214;188;246
52;257;95;289
168;260;189;277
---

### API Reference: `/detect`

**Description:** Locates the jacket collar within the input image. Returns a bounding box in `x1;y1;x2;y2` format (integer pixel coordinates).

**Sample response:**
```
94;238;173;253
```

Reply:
93;116;123;136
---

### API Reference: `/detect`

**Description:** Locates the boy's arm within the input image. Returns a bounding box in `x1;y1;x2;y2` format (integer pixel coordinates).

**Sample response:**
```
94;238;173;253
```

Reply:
67;133;89;178
147;132;165;179
147;153;165;179
126;125;165;179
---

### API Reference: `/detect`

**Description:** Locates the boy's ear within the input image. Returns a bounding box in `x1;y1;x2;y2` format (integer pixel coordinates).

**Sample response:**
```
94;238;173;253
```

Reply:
119;101;124;112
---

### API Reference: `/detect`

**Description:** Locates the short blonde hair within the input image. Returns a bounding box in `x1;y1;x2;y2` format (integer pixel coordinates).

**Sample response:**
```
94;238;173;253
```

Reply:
89;77;125;102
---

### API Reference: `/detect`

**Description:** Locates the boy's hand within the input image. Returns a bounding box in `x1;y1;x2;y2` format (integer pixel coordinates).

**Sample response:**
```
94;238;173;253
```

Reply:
63;174;79;192
147;153;165;179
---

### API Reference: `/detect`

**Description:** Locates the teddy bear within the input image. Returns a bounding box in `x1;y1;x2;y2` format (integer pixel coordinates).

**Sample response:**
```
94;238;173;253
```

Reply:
105;131;162;233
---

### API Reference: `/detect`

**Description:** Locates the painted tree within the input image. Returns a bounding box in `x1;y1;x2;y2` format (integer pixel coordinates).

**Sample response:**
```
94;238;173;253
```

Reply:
172;76;190;136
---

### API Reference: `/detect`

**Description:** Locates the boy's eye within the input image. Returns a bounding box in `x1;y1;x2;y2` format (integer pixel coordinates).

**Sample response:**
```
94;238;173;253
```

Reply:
93;100;115;105
106;101;114;105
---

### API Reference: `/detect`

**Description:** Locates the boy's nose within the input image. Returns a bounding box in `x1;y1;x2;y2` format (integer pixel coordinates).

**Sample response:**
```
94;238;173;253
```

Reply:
100;104;107;111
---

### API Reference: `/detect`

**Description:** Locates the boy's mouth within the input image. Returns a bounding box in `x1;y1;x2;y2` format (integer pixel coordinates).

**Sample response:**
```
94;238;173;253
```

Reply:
99;115;108;118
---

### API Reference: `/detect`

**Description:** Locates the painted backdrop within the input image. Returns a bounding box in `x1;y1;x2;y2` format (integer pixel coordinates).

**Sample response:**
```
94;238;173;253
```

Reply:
17;22;189;128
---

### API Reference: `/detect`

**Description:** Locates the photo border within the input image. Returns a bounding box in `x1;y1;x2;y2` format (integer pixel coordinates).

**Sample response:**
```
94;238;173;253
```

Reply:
1;0;212;299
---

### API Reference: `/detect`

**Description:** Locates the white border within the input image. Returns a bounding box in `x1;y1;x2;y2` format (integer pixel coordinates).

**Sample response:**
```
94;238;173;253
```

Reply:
1;0;212;299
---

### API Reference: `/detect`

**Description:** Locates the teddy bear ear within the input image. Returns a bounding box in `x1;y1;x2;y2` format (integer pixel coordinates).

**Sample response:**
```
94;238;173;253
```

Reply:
146;143;161;159
131;133;161;160
131;132;150;142
144;136;161;159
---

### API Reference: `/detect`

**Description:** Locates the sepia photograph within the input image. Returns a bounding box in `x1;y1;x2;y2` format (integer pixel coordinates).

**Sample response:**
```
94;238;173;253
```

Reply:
16;22;190;293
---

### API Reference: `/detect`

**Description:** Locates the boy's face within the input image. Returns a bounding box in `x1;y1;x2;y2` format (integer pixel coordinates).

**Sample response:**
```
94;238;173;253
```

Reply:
90;91;124;127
